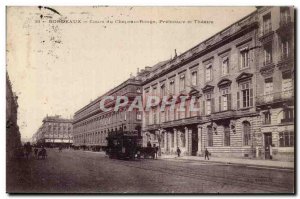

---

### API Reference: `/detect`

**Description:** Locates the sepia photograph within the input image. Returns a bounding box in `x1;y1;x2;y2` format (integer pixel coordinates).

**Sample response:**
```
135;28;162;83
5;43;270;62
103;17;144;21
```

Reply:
6;6;295;194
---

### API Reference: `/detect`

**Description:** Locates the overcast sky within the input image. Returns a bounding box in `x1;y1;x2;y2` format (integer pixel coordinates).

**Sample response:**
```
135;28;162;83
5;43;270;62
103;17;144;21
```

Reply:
7;6;256;140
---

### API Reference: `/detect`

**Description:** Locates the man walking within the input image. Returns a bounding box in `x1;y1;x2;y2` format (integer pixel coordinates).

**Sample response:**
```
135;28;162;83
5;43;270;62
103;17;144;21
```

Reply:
176;147;181;157
205;148;209;160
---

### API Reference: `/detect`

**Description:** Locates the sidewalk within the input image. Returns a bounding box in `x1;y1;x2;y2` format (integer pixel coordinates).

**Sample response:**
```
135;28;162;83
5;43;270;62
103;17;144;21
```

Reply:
160;154;294;169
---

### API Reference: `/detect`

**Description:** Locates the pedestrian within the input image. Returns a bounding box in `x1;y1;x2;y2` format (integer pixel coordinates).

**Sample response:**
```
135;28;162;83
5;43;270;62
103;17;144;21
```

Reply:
176;147;181;157
153;144;158;159
205;148;209;160
34;147;38;159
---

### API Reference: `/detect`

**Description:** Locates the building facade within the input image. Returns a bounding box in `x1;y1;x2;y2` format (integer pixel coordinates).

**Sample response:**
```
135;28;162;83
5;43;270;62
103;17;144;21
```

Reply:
72;75;145;150
255;7;294;161
141;6;294;160
35;115;73;147
6;72;22;158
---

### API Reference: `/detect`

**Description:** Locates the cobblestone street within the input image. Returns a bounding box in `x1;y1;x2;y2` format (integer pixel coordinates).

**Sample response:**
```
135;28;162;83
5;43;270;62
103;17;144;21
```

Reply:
7;149;294;193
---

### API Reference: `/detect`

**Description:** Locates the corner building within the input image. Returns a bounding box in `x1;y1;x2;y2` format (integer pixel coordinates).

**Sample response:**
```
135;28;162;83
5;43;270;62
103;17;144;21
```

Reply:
141;6;294;159
35;115;73;147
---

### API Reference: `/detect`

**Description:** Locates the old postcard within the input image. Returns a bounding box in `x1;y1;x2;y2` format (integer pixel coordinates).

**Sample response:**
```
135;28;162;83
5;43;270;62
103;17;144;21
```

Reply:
6;6;295;194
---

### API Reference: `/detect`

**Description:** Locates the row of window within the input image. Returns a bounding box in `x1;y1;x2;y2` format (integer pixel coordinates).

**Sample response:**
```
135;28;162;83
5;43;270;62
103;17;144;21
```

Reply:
74;131;109;144
74;111;141;134
207;122;251;147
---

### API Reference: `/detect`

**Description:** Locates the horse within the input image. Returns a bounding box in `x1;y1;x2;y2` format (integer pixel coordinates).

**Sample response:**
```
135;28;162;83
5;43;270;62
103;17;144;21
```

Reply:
37;148;47;160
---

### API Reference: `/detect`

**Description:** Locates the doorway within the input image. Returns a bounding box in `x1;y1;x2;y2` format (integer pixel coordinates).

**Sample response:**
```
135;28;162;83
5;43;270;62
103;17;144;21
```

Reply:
191;126;198;156
264;133;272;159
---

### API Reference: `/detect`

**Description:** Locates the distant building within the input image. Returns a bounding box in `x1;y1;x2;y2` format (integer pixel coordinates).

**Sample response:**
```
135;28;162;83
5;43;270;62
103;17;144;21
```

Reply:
35;115;73;147
72;75;145;150
6;72;22;158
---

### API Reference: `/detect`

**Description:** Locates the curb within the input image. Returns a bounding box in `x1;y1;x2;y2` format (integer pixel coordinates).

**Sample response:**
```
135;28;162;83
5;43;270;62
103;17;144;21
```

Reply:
159;156;294;170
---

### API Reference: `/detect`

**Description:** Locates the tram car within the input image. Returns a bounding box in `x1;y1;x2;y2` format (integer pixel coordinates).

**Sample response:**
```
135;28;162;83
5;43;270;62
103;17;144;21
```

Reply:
106;132;142;159
106;132;156;160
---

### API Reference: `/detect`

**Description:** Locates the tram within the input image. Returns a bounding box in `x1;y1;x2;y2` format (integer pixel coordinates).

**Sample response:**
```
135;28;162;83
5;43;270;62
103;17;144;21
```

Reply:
106;131;156;160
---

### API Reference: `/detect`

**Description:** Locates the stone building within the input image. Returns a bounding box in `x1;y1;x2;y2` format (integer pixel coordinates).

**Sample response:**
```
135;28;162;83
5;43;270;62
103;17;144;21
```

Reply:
255;7;294;161
72;75;145;150
35;115;73;147
6;72;22;158
141;6;294;160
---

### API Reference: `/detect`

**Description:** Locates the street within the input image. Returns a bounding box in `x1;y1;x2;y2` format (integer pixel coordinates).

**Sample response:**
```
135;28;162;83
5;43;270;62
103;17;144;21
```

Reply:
7;149;294;193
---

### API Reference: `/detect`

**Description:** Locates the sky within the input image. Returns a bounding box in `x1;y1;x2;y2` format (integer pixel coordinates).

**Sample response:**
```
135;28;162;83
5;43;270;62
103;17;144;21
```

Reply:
6;6;256;141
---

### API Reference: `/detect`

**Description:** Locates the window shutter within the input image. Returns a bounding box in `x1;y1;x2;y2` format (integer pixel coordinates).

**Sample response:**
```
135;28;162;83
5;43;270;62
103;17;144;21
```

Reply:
219;96;222;112
228;94;231;110
250;88;253;106
211;98;215;113
202;101;205;116
237;92;240;109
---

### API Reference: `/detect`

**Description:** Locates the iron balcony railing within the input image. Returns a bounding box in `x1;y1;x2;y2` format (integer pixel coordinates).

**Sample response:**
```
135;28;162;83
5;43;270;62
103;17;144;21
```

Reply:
256;90;294;106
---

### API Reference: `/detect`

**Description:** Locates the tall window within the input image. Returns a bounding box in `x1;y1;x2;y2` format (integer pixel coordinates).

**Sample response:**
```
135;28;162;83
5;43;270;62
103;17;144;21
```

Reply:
161;84;166;98
282;71;293;99
280;7;290;24
145;112;150;125
243;121;251;146
206;64;212;82
219;88;231;111
161;132;165;147
263;13;272;34
237;82;253;109
264;43;273;65
263;111;271;124
152;86;157;97
181;133;186;147
171;133;174;148
282;108;294;123
264;78;273;102
240;48;250;69
179;74;185;91
224;125;230;146
191;71;198;86
207;126;213;147
281;40;290;59
279;131;294;147
161;110;165;123
153;108;157;124
206;93;212;115
222;57;229;76
169;79;175;95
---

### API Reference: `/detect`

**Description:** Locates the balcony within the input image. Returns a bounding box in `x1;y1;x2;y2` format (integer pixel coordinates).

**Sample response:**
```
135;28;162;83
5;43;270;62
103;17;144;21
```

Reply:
258;28;274;43
280;16;292;26
277;16;293;37
211;110;236;121
144;124;160;131
161;116;202;128
256;90;294;107
277;54;294;71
